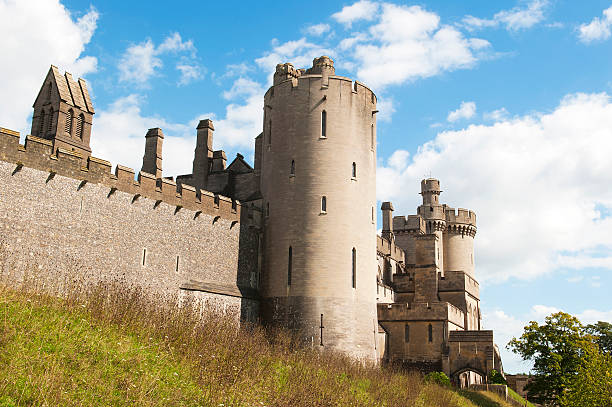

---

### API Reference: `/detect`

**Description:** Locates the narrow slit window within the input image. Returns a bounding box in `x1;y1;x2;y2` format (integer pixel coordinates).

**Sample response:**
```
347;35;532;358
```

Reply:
266;202;270;217
428;324;433;342
372;206;374;223
371;124;374;150
352;247;356;289
352;162;357;178
39;110;46;135
404;324;410;342
176;255;180;272
47;108;54;132
76;114;84;139
47;82;52;101
142;248;147;266
268;120;272;144
321;110;327;138
321;196;327;213
290;160;295;176
287;246;292;286
65;109;73;135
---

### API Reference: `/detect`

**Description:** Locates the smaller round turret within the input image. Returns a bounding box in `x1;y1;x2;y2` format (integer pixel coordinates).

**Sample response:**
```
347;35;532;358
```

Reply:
420;178;441;206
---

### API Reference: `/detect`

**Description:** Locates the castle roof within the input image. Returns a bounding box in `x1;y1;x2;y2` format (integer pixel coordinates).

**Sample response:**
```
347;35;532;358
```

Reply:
33;65;95;114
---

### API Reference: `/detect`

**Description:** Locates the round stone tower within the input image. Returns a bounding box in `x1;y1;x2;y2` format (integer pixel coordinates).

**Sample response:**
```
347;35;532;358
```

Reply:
259;56;378;361
418;178;447;274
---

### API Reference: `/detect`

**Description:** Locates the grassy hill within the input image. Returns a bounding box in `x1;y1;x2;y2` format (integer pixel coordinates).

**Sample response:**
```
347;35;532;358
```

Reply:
0;285;525;406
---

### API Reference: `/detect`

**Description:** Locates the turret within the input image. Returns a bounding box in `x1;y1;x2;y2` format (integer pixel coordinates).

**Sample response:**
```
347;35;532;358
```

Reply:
381;201;394;242
141;127;164;178
259;56;378;361
418;178;446;273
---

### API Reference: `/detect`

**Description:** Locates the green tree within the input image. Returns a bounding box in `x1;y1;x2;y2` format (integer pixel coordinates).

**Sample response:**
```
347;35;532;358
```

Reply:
508;312;591;406
488;369;506;385
585;321;612;354
559;342;612;407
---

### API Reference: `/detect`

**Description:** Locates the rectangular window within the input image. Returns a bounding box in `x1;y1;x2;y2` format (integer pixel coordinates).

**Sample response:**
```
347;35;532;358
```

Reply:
142;248;147;266
428;324;433;342
176;255;180;272
321;196;327;213
352;248;356;289
404;324;410;342
321;110;327;138
287;246;292;286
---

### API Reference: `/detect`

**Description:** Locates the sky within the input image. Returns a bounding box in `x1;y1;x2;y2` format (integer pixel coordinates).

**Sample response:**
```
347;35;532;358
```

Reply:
1;0;611;374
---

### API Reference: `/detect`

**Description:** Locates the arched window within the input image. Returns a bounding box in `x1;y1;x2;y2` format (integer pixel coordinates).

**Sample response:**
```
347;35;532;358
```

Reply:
65;109;73;135
287;246;293;286
290;160;295;176
352;162;357;178
428;324;433;342
75;114;84;139
321;110;327;138
321;196;327;213
404;324;410;342
39;110;46;135
47;108;54;132
352;247;356;288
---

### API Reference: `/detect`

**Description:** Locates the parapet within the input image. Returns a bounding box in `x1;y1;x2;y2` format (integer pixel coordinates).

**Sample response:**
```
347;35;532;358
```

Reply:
421;178;441;194
378;301;465;327
445;207;477;227
0;127;247;224
393;215;425;234
305;56;335;76
273;62;302;86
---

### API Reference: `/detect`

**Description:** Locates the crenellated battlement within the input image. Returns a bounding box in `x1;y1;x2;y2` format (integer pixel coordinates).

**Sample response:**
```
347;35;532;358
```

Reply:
0;127;245;223
393;214;426;234
445;207;477;236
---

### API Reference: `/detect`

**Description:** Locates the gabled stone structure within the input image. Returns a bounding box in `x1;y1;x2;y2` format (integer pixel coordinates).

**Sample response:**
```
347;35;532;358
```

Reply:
31;66;94;161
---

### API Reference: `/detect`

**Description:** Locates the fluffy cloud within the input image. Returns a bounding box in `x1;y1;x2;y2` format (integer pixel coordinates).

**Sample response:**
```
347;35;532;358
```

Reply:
305;23;331;37
463;0;550;32
348;4;490;90
447;101;476;122
331;0;379;28
0;0;98;133
118;32;202;86
484;107;510;121
577;5;612;44
378;92;612;283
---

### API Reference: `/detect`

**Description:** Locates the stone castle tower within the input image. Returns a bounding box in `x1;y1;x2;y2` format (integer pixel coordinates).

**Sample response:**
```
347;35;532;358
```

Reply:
258;56;379;360
31;65;95;160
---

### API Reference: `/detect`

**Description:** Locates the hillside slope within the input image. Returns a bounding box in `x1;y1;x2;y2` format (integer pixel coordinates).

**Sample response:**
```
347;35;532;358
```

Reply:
0;287;519;407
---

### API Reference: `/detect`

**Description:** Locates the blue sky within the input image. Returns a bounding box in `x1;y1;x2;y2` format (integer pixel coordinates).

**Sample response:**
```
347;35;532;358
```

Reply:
1;0;612;373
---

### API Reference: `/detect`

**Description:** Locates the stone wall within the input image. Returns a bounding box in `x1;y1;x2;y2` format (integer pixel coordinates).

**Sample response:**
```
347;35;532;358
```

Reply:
0;128;261;322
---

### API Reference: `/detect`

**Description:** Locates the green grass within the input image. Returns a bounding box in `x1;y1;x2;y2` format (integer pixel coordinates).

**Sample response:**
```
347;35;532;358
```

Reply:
507;387;534;407
459;391;518;407
0;284;519;406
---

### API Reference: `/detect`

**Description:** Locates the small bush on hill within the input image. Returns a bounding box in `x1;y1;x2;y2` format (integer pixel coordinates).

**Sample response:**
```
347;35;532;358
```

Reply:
425;371;451;387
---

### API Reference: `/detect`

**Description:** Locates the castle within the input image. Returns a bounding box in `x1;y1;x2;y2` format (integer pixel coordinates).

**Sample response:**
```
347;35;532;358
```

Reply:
0;57;502;386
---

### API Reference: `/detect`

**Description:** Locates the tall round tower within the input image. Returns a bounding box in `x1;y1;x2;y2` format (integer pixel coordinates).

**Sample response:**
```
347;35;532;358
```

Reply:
418;178;446;274
259;56;378;360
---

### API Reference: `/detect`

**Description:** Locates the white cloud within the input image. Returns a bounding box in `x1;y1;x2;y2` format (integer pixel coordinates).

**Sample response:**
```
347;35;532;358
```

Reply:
377;92;612;282
0;1;98;133
484;107;509;121
118;32;201;86
447;101;476;122
91;95;197;176
463;0;549;32
350;4;490;90
305;23;331;36
376;96;395;123
176;63;203;86
578;5;612;44
332;0;379;28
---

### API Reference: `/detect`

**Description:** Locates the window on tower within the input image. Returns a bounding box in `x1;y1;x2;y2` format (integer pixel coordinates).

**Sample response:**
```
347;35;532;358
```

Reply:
371;124;374;150
404;324;410;342
290;160;295;176
321;110;327;138
428;324;433;342
321;196;327;213
352;247;356;288
47;108;54;133
352;162;357;178
288;246;292;286
76;114;84;139
65;109;73;135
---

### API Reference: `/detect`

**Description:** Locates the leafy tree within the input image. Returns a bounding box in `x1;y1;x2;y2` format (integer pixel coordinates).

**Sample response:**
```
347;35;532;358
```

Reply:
585;321;612;354
559;342;612;407
488;369;506;385
508;312;591;406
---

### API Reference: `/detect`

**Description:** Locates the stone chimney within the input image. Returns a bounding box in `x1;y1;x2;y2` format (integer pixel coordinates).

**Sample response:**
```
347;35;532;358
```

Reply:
192;119;214;189
381;201;394;241
141;127;164;178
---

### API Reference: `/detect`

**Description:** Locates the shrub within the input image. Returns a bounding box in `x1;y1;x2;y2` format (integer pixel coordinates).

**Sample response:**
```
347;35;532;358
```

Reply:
425;371;451;387
489;369;507;384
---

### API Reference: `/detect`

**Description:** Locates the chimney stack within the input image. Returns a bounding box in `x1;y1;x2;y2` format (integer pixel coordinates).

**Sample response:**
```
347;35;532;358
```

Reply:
141;127;164;178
